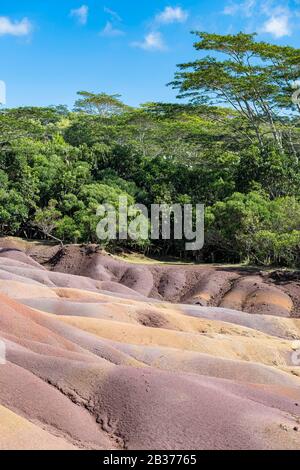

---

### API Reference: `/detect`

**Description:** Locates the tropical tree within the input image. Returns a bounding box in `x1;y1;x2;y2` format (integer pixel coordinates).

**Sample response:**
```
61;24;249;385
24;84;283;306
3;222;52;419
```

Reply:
170;32;300;157
32;200;63;245
74;91;127;117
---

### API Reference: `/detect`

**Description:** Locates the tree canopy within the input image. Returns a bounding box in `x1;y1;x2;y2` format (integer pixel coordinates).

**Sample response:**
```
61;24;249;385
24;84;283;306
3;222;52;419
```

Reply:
1;32;300;266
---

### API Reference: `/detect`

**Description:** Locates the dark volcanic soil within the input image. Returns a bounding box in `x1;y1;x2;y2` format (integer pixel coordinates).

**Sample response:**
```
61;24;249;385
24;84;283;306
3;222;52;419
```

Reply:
17;242;300;318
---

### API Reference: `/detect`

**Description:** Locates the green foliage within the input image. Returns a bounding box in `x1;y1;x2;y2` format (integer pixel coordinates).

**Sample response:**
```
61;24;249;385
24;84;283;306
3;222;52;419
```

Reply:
170;32;300;157
206;192;300;266
1;32;300;266
0;188;29;234
74;91;128;116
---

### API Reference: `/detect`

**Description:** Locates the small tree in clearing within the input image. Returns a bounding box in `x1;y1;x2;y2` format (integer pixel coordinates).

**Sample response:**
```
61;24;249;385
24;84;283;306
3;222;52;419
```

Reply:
33;199;63;246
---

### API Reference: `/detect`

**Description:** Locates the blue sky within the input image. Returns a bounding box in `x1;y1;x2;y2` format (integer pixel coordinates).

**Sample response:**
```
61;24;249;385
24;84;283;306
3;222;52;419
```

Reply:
1;0;300;108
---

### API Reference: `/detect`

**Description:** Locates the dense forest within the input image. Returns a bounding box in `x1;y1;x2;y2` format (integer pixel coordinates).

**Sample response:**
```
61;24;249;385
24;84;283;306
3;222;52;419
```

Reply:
1;32;300;266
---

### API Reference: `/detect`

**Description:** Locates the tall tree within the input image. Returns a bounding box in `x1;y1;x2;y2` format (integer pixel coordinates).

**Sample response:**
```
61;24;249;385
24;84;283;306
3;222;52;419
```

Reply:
170;32;300;156
74;91;127;117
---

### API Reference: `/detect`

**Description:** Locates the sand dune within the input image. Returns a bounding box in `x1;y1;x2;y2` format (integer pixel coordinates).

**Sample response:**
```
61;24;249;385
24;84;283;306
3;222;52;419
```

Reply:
0;241;299;450
0;405;76;450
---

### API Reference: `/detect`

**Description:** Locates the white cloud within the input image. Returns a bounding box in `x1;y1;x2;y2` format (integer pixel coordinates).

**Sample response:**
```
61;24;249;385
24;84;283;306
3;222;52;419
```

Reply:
261;13;291;37
0;16;32;36
104;7;122;22
223;1;293;39
155;6;188;24
100;21;125;37
70;5;89;25
102;7;124;37
223;4;239;15
223;1;256;17
132;32;167;51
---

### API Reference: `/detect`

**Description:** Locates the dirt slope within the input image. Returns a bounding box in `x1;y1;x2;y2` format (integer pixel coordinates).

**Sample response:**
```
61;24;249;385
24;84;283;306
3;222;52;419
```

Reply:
0;240;299;450
16;242;300;317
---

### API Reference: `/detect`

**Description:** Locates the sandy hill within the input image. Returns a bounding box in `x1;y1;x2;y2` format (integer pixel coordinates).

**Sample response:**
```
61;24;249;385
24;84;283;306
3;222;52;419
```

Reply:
0;239;299;450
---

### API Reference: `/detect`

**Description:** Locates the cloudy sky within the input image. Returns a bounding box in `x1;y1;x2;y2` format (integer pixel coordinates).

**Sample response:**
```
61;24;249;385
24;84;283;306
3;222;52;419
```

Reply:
1;0;300;107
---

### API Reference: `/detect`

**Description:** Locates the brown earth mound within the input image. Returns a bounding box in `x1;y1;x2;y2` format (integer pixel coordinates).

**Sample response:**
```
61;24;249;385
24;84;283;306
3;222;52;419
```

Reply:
16;242;300;318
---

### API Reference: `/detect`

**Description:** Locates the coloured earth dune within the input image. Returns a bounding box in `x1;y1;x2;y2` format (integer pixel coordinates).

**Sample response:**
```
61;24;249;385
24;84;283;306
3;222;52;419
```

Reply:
0;239;299;450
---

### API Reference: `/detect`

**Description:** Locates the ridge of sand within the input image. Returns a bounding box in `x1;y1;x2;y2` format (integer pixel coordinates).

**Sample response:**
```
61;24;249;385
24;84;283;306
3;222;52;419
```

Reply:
0;240;299;450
